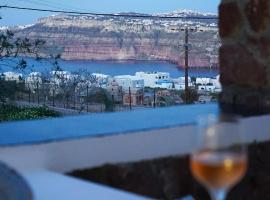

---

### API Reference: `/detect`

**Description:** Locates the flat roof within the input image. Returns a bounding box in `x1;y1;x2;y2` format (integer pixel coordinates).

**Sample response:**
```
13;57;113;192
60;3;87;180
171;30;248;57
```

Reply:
156;80;173;83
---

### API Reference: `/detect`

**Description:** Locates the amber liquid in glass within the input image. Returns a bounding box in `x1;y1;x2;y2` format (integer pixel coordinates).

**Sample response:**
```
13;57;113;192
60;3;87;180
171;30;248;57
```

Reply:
191;151;247;189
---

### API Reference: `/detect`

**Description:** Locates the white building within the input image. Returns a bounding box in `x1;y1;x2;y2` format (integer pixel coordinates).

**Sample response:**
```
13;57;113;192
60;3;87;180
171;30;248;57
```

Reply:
174;83;187;90
156;80;174;89
75;81;93;97
3;72;23;82
173;77;193;90
113;75;144;106
50;71;76;85
178;77;192;84
196;77;212;85
92;73;111;88
25;72;43;92
106;81;123;103
196;75;222;93
135;72;170;88
198;84;216;92
114;75;144;91
49;71;78;95
210;75;222;92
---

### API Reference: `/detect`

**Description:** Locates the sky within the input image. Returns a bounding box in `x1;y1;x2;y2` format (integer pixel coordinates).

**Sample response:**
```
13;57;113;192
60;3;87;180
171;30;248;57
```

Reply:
0;0;220;26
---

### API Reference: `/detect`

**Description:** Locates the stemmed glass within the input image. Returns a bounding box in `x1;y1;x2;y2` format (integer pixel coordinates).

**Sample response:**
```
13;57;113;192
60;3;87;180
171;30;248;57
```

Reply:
190;114;248;200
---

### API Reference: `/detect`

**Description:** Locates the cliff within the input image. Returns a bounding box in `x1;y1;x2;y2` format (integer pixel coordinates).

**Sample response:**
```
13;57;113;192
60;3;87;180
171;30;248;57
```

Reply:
13;10;220;68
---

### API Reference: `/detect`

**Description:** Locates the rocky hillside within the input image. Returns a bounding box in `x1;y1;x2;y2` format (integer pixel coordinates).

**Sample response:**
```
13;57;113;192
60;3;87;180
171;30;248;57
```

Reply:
12;10;220;68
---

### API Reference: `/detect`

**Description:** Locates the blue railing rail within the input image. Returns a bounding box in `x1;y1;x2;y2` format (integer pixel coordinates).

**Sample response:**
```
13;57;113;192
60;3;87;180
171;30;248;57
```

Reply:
0;104;219;146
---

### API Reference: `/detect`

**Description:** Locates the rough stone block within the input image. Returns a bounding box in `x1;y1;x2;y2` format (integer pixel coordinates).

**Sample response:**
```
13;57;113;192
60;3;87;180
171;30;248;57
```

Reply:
220;44;267;88
245;0;270;32
247;36;270;59
219;2;243;38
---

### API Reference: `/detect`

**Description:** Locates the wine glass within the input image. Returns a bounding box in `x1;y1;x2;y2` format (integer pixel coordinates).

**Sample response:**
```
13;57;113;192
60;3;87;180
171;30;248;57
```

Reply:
190;114;248;200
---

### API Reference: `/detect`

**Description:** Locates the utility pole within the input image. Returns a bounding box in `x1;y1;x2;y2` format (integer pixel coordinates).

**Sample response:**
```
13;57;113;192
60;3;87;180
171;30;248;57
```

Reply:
73;86;76;109
129;87;132;110
173;26;192;104
112;95;115;109
37;82;40;105
28;86;31;103
52;89;55;107
43;83;46;106
86;85;89;112
153;88;156;108
121;89;124;105
184;27;189;104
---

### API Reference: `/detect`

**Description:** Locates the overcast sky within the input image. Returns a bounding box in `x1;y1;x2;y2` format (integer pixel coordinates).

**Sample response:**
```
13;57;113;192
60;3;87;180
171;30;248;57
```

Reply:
0;0;220;26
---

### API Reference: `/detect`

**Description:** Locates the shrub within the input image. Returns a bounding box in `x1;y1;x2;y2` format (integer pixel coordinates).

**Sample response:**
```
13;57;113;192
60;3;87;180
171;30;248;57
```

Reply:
0;105;60;122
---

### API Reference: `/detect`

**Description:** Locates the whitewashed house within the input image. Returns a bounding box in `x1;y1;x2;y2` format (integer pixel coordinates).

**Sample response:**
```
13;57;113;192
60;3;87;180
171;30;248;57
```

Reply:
135;72;170;88
50;71;79;86
196;75;221;93
3;72;23;82
75;80;93;98
196;77;211;85
156;80;174;89
25;72;43;92
106;80;123;103
198;84;216;92
178;77;192;84
173;77;193;90
92;73;111;88
114;75;144;106
49;71;77;95
114;75;144;91
174;84;186;90
50;71;74;82
210;75;222;92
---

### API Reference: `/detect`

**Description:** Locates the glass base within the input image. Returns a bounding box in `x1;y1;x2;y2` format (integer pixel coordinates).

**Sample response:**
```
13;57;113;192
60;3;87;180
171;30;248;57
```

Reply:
210;189;227;200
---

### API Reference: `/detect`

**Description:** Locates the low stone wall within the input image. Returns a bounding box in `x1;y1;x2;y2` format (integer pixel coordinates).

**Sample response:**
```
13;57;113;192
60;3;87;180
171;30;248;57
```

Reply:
69;140;270;200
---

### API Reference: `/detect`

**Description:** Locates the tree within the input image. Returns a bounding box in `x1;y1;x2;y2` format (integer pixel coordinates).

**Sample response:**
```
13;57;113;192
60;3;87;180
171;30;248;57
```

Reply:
74;70;98;112
0;30;46;70
0;80;18;104
0;23;61;104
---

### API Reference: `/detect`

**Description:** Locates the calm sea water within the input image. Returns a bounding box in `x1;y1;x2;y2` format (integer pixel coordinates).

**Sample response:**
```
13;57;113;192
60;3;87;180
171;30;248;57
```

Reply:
0;58;219;78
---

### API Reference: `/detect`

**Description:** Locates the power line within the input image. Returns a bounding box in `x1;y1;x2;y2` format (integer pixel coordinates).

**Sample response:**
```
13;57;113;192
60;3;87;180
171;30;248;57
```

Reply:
16;0;93;13
16;0;78;12
0;5;219;20
38;0;94;13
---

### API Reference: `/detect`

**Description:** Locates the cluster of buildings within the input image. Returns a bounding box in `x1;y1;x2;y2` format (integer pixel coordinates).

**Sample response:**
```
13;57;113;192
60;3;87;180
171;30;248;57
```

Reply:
1;70;221;106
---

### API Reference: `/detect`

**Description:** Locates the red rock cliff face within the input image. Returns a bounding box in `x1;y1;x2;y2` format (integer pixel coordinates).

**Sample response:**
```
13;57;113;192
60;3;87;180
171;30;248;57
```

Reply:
15;14;220;68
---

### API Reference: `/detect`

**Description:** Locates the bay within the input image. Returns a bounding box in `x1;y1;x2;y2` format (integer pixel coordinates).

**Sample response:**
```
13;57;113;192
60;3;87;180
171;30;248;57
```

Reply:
0;58;219;78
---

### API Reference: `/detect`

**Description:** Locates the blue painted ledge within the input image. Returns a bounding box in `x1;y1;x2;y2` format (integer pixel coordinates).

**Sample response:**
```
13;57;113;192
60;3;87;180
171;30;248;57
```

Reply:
0;104;219;146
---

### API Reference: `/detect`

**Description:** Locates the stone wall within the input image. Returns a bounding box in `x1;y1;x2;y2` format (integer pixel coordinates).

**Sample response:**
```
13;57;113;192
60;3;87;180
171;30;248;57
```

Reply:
69;141;270;200
219;0;270;115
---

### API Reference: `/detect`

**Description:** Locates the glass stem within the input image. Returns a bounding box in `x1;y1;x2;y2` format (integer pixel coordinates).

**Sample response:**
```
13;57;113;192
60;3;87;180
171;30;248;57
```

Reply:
210;189;227;200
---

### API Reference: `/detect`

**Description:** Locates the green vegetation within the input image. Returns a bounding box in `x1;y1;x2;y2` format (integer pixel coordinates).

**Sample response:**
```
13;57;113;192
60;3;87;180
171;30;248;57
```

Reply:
209;92;220;102
87;89;114;112
0;30;46;69
180;89;199;104
0;80;25;104
0;105;60;122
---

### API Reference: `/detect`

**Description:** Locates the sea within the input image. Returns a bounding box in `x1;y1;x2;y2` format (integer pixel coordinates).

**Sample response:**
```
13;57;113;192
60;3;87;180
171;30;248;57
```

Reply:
0;58;219;78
